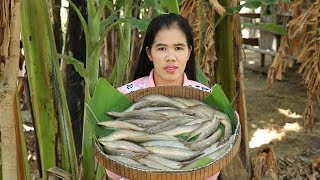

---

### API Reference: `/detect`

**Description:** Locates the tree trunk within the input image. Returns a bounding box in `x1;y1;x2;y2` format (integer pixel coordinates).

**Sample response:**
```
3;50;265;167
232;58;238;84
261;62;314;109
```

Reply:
0;0;21;179
62;0;87;156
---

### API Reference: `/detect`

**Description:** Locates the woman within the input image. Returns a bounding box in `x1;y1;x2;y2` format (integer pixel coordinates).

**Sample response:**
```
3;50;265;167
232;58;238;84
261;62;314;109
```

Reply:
117;13;211;94
110;13;219;180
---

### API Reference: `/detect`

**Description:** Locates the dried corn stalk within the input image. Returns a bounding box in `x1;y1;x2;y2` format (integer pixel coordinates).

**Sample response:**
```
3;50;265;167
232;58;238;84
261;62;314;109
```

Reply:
181;0;217;86
267;0;320;131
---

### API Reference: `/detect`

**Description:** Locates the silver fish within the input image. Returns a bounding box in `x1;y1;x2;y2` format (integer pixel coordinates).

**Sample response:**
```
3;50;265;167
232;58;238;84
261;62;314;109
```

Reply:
107;110;167;119
145;117;194;134
137;94;187;109
99;140;149;153
172;97;206;107
123;119;163;128
153;109;197;118
144;146;203;162
103;147;147;159
159;124;201;136
187;129;223;150
145;154;183;169
192;116;220;142
108;155;143;166
125;99;187;112
97;120;145;131
140;140;190;150
187;104;216;118
137;158;173;171
187;117;220;141
99;129;178;142
181;144;229;170
219;119;232;144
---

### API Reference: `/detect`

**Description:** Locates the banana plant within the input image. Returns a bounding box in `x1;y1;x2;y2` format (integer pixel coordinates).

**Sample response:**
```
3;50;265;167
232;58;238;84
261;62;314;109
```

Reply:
20;0;78;179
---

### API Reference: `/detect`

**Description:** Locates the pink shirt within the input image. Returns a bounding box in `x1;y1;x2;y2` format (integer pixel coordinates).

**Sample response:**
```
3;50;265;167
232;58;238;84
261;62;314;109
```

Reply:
117;69;212;94
107;70;219;180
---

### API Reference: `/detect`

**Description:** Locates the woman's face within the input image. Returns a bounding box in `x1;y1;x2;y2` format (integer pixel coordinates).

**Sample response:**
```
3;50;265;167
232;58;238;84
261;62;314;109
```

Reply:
146;26;191;86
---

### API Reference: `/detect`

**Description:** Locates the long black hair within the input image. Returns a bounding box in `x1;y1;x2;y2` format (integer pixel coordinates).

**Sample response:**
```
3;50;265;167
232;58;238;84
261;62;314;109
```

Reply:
133;13;196;81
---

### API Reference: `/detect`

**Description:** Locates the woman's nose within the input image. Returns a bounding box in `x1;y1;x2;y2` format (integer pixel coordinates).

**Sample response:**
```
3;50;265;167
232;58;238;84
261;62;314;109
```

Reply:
165;51;176;61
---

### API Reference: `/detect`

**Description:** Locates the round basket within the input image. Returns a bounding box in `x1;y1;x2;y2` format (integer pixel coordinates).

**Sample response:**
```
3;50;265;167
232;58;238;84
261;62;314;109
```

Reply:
94;86;241;180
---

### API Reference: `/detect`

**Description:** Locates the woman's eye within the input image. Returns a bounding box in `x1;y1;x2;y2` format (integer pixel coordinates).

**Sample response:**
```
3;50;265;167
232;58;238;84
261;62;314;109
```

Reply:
176;47;183;51
158;47;165;51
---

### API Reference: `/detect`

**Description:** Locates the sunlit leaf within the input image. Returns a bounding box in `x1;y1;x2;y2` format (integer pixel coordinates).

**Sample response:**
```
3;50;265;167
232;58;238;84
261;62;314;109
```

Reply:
242;22;287;35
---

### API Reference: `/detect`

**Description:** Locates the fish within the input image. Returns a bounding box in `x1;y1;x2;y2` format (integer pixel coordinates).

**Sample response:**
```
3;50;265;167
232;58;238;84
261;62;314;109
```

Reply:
219;119;232;145
192;116;220;142
123;119;163;128
181;143;229;170
187;129;223;151
172;97;206;107
97;120;145;131
137;158;173;171
153;109;197;118
186;104;216;118
136;94;187;109
99;129;178;142
144;146;203;162
99;140;149;153
108;155;143;166
140;140;190;150
145;117;195;134
159;124;201;136
145;154;183;169
107;110;167;120
103;147;147;159
98;94;237;171
125;99;187;112
187;116;220;141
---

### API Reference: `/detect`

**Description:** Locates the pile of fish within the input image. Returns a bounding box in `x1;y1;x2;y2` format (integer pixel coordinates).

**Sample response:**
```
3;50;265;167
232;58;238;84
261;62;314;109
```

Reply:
97;94;236;171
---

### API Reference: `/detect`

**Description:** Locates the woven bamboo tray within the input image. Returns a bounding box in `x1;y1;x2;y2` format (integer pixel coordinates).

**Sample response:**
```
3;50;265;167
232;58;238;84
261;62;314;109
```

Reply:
94;86;241;180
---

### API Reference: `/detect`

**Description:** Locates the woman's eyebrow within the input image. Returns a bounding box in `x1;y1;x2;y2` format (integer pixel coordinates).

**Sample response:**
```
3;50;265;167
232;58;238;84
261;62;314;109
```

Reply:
155;43;167;47
174;43;187;46
155;43;186;47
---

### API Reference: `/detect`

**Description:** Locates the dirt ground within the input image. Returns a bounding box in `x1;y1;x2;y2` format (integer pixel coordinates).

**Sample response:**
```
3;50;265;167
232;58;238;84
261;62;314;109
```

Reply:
22;51;320;179
244;50;320;179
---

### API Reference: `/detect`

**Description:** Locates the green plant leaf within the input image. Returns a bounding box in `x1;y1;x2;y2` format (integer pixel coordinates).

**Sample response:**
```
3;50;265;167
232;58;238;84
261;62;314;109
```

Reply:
242;22;287;35
142;0;165;14
86;78;131;138
100;14;118;32
260;0;276;5
125;17;150;33
243;0;262;9
58;54;87;78
195;60;209;87
160;0;179;13
190;157;214;169
92;0;109;39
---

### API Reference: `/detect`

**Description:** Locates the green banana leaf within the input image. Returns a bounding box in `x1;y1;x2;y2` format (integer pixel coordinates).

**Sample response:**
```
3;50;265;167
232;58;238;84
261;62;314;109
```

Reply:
86;78;238;169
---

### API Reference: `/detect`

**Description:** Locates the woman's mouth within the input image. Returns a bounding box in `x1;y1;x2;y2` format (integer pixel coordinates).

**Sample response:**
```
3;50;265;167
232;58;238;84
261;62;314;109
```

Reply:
164;66;177;73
